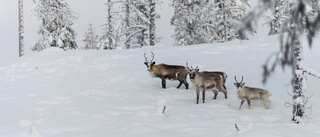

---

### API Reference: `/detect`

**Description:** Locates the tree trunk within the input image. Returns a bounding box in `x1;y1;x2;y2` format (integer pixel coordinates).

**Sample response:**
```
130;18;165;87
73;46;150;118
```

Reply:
291;40;307;124
125;0;130;49
107;0;113;50
222;0;226;42
18;0;24;57
149;0;155;46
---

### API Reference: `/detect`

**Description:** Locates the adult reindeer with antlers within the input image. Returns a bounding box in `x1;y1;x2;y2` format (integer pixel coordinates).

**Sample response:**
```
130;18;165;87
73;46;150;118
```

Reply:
144;51;189;89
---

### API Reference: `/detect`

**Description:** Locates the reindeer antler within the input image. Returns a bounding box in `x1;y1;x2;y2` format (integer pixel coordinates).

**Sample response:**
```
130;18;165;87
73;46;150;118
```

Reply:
235;76;244;83
150;51;155;62
144;52;149;63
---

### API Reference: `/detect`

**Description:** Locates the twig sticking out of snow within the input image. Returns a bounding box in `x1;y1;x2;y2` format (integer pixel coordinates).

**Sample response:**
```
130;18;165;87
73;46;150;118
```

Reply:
235;124;240;131
162;106;166;113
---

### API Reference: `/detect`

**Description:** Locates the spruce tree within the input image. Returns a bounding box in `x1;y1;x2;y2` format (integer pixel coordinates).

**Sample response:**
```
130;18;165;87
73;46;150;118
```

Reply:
31;0;79;51
82;23;99;50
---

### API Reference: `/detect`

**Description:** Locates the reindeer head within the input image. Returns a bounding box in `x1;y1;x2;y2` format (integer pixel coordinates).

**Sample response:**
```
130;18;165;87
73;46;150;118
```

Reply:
144;51;156;72
234;76;245;91
187;63;199;81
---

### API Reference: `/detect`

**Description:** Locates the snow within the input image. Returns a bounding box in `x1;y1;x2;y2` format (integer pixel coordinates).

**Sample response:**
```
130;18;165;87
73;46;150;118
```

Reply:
1;35;320;136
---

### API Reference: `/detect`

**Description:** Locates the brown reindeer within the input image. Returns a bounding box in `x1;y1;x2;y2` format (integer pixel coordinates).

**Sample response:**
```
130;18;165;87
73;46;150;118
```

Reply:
144;51;189;89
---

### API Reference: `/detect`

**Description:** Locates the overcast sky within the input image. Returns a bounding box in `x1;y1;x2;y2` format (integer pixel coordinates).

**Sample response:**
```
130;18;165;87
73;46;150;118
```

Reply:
0;0;264;62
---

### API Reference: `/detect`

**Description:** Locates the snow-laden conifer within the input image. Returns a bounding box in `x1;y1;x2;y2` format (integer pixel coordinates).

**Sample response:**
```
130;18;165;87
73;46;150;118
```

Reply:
82;23;99;50
31;0;79;51
171;0;207;46
213;0;247;42
100;0;159;49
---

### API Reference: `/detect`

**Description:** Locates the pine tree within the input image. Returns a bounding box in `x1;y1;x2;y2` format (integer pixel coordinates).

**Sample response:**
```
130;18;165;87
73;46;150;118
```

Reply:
239;0;320;124
31;0;79;51
18;0;24;57
82;23;99;50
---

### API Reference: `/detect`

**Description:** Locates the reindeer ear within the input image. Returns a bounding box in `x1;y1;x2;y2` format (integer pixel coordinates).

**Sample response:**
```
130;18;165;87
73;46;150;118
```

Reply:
196;68;199;72
234;83;237;86
241;83;245;86
144;62;148;66
152;61;156;65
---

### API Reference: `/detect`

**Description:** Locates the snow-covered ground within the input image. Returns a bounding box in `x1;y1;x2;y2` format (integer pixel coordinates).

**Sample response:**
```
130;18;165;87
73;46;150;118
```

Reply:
0;35;320;137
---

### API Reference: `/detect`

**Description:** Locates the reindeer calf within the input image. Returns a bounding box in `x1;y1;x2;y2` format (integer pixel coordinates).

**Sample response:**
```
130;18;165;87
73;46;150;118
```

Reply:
188;67;227;104
144;52;189;89
234;76;272;110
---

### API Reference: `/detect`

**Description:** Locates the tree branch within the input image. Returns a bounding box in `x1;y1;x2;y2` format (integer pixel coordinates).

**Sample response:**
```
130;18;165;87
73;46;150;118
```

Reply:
300;62;320;79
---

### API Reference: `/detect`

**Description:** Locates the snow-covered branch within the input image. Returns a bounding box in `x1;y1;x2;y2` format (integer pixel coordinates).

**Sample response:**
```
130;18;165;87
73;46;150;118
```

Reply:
300;62;320;79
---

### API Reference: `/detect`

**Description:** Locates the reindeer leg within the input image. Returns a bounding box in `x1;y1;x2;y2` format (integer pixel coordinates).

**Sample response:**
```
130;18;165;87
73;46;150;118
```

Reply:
239;99;245;110
223;85;226;90
196;89;200;104
177;80;183;89
213;90;218;100
202;89;206;103
161;78;166;89
247;99;251;109
266;100;271;109
183;80;189;89
224;90;228;99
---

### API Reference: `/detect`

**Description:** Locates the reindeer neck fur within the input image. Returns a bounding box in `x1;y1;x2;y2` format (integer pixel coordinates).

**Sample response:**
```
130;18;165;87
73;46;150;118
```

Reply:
149;65;157;77
236;86;245;99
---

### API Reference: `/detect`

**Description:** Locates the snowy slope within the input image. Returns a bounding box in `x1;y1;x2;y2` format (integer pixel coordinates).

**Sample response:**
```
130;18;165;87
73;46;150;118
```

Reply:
0;35;320;137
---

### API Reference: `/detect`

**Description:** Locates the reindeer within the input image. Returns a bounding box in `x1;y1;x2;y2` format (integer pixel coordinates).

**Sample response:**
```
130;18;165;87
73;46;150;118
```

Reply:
144;51;189;89
188;66;227;104
234;76;272;110
202;71;227;90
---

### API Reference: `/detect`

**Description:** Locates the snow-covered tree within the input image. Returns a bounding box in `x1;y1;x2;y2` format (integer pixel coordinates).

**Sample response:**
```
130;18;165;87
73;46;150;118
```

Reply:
149;0;156;46
264;0;287;35
238;0;320;124
171;0;207;46
18;0;24;57
127;0;150;48
100;0;159;49
213;0;247;42
106;0;114;49
82;23;99;50
99;0;121;50
124;0;131;49
129;0;160;47
31;0;79;51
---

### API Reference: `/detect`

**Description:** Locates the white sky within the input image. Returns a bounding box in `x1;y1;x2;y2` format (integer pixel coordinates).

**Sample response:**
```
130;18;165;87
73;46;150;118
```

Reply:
0;0;265;62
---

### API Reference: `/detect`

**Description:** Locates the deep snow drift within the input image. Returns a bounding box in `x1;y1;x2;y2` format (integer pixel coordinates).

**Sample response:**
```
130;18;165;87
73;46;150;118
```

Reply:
0;35;320;137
